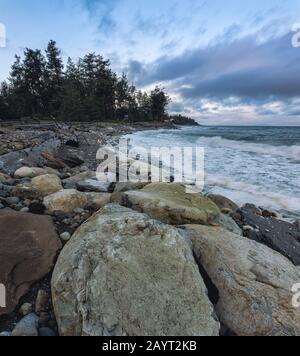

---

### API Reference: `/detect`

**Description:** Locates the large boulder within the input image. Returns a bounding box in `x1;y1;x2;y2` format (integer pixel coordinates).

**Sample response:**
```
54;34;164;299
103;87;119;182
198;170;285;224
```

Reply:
0;209;61;315
43;189;89;214
31;174;63;197
51;204;220;336
184;225;300;336
112;183;220;226
238;204;300;265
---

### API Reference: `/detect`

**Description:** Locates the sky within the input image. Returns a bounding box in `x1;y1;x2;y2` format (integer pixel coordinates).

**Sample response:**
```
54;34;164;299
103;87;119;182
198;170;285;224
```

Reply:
0;0;300;125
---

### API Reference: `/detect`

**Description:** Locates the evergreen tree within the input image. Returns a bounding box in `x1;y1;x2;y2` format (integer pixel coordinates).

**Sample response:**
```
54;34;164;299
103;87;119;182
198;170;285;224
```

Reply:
0;41;173;123
45;40;64;116
22;48;47;117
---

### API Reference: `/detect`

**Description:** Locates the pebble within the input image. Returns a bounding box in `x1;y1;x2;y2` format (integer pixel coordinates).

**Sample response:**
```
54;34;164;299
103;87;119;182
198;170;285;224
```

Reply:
19;303;33;316
60;232;71;242
38;312;50;327
0;331;12;337
38;327;56;337
243;225;255;231
20;207;29;213
6;196;20;205
73;208;85;214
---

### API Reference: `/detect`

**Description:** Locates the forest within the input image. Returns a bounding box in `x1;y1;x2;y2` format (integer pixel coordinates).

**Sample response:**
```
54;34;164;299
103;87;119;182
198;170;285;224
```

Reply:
0;40;173;123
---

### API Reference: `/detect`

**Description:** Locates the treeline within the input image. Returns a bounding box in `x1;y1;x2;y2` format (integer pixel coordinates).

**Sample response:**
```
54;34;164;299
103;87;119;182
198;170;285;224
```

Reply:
0;40;171;122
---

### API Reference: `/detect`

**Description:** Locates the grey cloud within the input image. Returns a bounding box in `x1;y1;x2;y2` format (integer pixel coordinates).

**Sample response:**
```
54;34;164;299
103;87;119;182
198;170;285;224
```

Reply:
128;32;300;102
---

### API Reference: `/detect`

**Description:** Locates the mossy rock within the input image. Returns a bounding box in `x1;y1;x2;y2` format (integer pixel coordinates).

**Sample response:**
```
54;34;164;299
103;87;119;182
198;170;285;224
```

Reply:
117;183;221;225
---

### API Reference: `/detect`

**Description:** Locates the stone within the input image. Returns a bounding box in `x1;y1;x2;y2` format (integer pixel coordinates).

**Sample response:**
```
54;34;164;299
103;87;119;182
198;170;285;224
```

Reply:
238;204;300;265
5;196;20;205
207;193;239;212
62;171;96;187
112;183;221;226
28;202;46;215
19;303;33;316
14;167;47;179
294;220;300;230
56;149;84;168
184;225;300;336
0;332;12;337
35;290;50;314
0;172;12;184
31;174;63;197
38;327;56;337
43;189;89;214
41;152;66;170
0;209;62;315
84;192;111;210
113;182;148;193
76;179;114;193
52;204;220;336
12;313;39;337
12;184;39;200
213;213;242;235
60;232;71;242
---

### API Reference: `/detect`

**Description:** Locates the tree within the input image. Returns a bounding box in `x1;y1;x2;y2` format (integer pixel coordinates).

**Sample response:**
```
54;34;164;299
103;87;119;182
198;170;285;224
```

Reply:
45;40;64;116
0;41;174;123
150;86;171;121
22;48;47;117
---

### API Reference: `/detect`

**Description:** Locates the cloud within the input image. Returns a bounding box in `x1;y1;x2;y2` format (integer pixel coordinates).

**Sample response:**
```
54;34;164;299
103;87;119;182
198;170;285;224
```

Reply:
129;32;300;99
82;0;120;34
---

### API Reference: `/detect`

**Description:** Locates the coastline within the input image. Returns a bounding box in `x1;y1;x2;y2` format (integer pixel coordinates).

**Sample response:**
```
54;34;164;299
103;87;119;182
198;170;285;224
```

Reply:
0;121;299;336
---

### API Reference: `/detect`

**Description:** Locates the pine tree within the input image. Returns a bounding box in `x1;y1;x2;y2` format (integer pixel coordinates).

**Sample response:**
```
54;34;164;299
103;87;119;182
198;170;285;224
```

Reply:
45;40;64;116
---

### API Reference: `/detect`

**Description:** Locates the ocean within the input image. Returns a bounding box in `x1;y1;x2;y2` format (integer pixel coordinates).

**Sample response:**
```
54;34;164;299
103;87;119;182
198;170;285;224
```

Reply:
126;126;300;220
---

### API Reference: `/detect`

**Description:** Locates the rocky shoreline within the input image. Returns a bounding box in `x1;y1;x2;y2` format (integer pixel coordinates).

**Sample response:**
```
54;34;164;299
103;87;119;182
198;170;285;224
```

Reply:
0;122;300;336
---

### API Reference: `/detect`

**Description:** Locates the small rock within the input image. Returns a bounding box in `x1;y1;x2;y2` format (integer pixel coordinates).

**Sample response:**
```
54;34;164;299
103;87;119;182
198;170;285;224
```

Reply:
76;179;114;193
20;207;29;213
80;166;89;172
38;312;50;327
12;313;39;337
262;209;277;218
35;290;50;314
207;193;239;212
38;327;56;337
294;220;300;230
6;196;20;205
28;202;46;215
0;331;12;337
19;303;33;316
14;167;47;179
73;208;85;214
243;225;254;231
31;174;63;197
60;232;71;242
43;189;89;214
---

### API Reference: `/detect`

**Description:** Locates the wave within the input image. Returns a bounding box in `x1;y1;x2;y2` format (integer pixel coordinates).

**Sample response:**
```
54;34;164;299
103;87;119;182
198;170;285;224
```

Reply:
206;174;300;214
196;136;300;162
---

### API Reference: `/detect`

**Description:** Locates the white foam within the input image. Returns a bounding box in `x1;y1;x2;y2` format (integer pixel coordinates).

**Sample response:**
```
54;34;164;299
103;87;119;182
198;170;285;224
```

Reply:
206;174;300;214
196;136;300;162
